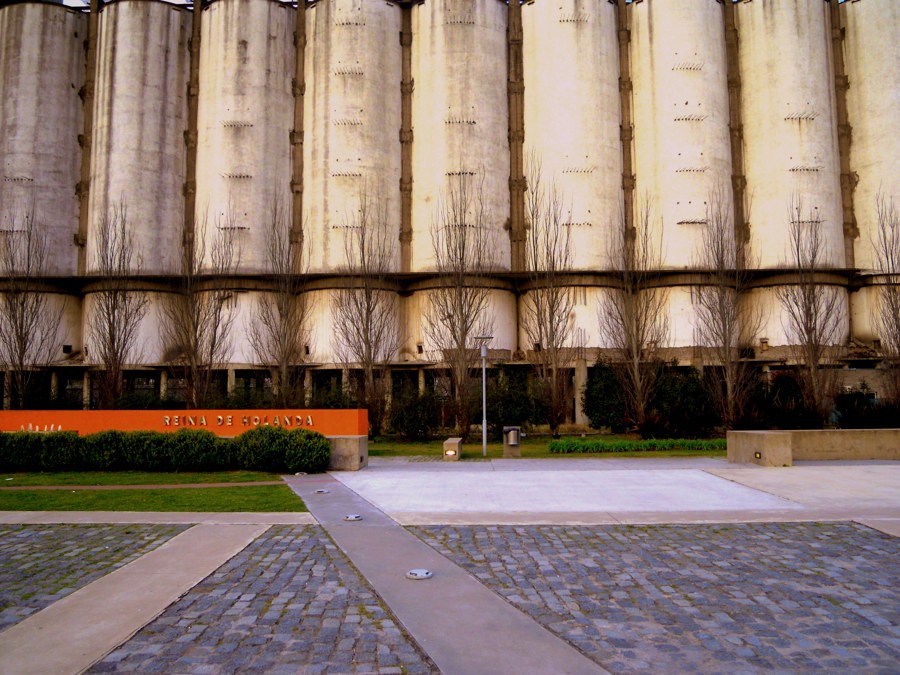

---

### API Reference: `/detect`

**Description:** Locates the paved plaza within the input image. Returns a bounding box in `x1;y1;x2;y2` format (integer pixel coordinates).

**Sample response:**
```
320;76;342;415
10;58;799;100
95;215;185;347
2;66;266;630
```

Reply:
0;457;897;673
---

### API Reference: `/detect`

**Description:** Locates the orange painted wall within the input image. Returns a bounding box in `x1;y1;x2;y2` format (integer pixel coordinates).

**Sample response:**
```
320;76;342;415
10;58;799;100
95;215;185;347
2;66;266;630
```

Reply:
0;409;368;437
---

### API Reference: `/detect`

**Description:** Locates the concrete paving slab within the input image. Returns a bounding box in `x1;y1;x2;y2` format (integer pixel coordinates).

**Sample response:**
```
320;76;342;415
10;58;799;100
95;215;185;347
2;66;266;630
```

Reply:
709;463;900;509
332;467;803;523
286;475;607;675
0;523;268;674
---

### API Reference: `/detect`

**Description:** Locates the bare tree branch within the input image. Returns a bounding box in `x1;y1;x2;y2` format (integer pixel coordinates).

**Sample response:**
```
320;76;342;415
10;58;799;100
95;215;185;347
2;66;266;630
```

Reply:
598;198;668;430
521;152;574;433
248;197;309;406
163;207;240;408
0;203;65;409
777;195;843;420
425;172;496;435
873;191;900;403
692;185;760;428
87;200;149;408
331;185;401;435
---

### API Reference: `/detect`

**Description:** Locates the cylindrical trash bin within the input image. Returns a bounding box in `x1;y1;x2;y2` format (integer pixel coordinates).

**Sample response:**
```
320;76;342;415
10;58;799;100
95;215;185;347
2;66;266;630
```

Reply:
502;426;521;458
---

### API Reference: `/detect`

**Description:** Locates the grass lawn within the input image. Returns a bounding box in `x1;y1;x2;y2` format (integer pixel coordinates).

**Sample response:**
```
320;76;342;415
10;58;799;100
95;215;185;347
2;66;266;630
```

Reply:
368;436;726;460
0;485;305;512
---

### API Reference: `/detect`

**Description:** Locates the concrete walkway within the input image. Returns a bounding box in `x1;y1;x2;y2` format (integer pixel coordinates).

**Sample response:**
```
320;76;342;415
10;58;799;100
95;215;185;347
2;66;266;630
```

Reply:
0;523;268;674
0;457;896;673
285;474;607;675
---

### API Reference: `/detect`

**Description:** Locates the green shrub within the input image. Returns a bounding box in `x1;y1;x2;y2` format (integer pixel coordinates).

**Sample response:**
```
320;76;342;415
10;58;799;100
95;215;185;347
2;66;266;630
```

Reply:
643;366;719;438
39;432;83;471
81;430;128;470
389;385;439;440
120;431;172;472
549;437;726;454
285;428;331;474
582;361;627;432
0;432;44;472
234;426;292;473
167;428;231;472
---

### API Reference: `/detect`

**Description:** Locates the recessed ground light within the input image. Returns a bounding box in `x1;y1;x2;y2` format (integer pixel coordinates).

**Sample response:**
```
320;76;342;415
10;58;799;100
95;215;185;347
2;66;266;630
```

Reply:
754;452;762;459
344;514;363;521
406;569;433;580
314;489;330;494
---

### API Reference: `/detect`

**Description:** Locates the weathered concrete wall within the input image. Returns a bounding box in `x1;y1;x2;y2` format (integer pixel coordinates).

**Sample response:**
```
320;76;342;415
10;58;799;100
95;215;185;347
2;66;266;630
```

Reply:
728;429;900;465
328;435;368;471
727;431;794;467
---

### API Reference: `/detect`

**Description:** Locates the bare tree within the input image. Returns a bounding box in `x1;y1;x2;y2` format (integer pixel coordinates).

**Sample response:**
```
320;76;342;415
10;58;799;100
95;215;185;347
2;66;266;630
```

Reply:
0;204;64;409
873;191;900;403
87;201;148;408
598;200;669;430
425;172;496;436
521;153;574;433
248;198;308;407
693;186;759;428
164;209;239;408
332;187;401;436
777;196;843;421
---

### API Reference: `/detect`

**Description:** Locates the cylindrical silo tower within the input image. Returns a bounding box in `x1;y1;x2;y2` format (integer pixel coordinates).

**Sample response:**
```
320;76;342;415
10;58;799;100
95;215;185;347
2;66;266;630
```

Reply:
303;0;402;274
736;0;844;270
840;0;899;347
630;0;733;270
0;2;85;277
410;0;510;273
521;0;621;272
195;0;295;274
86;0;191;277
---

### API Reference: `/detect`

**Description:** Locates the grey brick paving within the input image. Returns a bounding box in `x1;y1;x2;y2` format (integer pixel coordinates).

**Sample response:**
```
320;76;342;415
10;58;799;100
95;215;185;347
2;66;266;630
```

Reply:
90;526;438;674
412;522;900;674
0;524;189;630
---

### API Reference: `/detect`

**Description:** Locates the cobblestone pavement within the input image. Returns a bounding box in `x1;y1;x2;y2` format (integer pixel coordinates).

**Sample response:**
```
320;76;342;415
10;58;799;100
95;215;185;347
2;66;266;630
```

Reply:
412;522;900;673
0;524;189;631
90;525;438;675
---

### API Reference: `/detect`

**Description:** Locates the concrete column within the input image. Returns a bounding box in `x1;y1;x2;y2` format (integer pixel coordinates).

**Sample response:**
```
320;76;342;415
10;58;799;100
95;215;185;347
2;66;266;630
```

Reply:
82;371;91;410
418;368;426;396
50;372;59;400
226;368;236;396
3;372;10;410
304;369;313;405
159;370;168;400
573;358;589;426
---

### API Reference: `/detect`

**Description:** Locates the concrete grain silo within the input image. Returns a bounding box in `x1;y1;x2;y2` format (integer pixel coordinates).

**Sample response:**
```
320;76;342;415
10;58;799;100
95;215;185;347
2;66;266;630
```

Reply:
303;0;402;273
0;1;85;278
195;0;294;274
86;0;190;276
840;0;899;344
735;0;847;349
407;0;514;362
736;0;844;269
630;0;732;271
521;0;621;271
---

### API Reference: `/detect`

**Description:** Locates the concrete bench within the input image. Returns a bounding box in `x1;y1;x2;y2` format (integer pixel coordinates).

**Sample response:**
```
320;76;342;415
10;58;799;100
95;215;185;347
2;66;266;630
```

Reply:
727;429;900;467
443;437;463;461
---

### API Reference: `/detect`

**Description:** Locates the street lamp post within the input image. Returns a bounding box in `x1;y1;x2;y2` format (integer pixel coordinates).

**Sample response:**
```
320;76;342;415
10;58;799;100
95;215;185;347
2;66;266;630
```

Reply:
475;336;493;458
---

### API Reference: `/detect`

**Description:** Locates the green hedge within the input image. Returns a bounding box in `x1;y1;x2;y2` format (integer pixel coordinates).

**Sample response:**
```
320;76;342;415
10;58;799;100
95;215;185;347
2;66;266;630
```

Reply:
549;437;726;454
0;426;331;474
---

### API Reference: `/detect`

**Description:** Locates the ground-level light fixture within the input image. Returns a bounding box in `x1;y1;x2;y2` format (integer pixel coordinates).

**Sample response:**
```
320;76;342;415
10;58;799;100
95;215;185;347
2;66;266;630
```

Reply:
474;335;493;458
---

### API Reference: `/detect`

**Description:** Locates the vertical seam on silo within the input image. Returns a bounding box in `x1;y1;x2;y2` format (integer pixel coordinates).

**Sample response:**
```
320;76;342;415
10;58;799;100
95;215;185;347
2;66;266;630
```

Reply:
400;4;413;274
77;0;102;276
184;0;202;255
828;1;857;270
507;0;525;273
723;0;748;266
291;0;306;269
616;0;634;242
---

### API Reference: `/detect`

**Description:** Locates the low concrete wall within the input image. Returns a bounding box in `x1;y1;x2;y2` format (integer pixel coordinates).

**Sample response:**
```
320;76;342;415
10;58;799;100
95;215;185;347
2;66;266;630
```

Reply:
726;431;793;467
791;429;900;461
328;436;368;471
728;429;900;466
